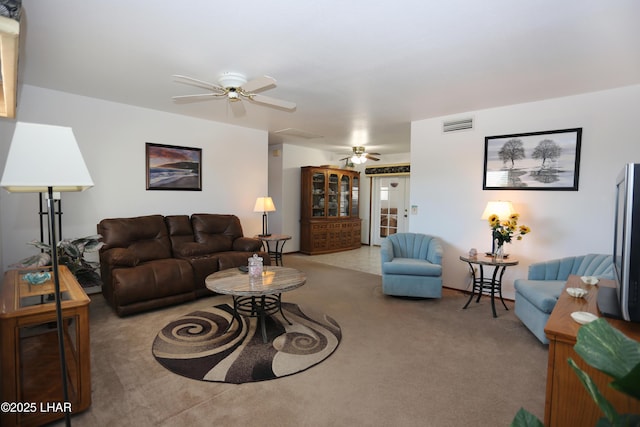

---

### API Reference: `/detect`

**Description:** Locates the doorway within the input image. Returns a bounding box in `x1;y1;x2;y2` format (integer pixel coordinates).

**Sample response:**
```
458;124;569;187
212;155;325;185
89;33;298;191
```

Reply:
371;176;409;246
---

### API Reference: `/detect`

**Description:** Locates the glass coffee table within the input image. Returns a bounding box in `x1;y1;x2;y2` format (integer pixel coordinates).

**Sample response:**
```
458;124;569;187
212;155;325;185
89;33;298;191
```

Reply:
205;266;306;343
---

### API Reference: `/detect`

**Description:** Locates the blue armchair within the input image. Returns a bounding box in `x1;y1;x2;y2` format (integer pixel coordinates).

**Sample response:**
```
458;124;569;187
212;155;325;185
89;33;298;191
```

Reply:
514;254;613;344
380;233;443;298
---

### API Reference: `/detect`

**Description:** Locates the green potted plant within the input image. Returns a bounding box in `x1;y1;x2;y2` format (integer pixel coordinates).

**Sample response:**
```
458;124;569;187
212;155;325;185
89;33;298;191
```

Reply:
512;318;640;427
10;235;104;288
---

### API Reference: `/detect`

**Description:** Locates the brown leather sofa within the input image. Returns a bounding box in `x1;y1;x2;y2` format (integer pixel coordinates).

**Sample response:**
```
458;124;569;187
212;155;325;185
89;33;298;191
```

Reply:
97;213;270;316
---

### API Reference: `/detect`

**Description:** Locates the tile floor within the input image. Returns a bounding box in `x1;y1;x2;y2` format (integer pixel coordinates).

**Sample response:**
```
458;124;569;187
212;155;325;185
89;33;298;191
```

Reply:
288;245;382;276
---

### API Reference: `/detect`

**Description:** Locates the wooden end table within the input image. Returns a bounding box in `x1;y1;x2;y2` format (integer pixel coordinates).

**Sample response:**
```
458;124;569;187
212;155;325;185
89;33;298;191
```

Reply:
0;266;91;427
205;266;306;343
459;255;519;317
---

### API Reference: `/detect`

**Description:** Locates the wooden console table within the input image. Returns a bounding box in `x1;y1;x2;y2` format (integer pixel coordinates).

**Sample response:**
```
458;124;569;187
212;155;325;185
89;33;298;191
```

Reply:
544;275;640;426
0;266;91;427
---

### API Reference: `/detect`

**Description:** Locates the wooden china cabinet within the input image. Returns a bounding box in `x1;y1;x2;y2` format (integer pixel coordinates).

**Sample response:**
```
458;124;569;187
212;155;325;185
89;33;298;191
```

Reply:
300;166;361;255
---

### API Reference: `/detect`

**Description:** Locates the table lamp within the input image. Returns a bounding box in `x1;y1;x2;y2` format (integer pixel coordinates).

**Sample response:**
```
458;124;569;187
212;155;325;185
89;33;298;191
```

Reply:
1;122;94;426
481;200;514;255
254;196;275;237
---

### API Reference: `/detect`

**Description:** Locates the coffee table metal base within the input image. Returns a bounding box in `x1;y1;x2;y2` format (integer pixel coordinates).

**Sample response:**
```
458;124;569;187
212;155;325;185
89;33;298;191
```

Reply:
224;294;293;343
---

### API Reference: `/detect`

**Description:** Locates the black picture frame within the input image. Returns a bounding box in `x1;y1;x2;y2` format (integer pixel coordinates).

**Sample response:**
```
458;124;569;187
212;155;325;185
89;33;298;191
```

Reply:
483;128;582;191
146;142;202;191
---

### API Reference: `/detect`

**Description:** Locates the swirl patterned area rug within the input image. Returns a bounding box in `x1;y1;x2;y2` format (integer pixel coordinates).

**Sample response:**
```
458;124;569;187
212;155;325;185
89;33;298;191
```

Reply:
152;302;341;384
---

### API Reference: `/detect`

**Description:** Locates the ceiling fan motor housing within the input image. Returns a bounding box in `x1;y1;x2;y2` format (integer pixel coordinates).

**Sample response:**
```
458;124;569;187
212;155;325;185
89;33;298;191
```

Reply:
218;72;247;89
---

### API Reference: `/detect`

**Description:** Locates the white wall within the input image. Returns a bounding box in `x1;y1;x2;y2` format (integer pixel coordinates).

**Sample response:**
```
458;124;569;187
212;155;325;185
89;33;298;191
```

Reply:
268;143;334;252
0;85;269;271
410;84;640;299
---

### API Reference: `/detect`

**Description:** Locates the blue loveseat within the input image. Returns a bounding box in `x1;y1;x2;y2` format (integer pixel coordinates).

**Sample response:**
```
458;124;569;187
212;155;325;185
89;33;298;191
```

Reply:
380;233;443;298
513;254;614;344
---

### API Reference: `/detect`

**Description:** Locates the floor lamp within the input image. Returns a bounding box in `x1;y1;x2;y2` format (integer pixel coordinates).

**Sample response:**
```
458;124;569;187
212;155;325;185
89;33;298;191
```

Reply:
1;122;94;426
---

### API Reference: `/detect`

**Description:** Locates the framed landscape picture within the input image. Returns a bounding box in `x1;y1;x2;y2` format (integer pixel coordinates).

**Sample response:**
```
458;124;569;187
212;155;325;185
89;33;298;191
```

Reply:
483;128;582;191
146;143;202;191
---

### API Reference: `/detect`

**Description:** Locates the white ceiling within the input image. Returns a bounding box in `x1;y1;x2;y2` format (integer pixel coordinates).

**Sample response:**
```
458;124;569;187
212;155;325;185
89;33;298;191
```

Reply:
17;0;640;157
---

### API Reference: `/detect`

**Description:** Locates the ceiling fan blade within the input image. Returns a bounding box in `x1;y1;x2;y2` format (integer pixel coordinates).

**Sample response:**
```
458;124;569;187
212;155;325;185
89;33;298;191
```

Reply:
365;155;380;161
172;93;224;100
242;75;277;93
249;94;296;110
229;98;246;116
367;152;381;156
173;74;224;92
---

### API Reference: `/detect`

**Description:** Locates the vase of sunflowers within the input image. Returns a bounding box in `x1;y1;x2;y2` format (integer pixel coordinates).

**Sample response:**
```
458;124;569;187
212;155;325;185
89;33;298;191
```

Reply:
487;212;531;258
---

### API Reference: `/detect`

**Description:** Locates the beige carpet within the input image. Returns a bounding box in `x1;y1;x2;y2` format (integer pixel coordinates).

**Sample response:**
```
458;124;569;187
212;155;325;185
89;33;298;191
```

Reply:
53;255;547;426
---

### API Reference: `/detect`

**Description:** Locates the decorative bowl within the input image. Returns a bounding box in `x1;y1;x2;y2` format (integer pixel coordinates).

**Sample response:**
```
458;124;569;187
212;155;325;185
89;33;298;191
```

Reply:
580;276;599;285
22;272;51;285
570;311;598;325
566;287;588;298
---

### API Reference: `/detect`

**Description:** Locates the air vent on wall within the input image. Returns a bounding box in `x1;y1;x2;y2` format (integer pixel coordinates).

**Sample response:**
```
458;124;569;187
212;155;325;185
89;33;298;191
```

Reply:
443;117;473;133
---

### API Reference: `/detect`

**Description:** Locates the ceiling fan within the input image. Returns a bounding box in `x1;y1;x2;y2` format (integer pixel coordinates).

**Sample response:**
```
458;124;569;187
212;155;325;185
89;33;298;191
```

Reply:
172;72;296;110
340;146;381;165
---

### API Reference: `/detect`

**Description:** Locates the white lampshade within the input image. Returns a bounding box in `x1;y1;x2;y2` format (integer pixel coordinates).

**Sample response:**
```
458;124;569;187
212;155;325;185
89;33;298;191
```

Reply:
481;200;514;220
1;122;94;193
253;196;276;213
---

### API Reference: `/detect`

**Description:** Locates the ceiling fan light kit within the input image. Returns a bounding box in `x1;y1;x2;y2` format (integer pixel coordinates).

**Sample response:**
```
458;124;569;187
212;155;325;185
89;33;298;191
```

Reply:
227;89;240;101
172;72;296;110
341;146;381;165
351;154;367;164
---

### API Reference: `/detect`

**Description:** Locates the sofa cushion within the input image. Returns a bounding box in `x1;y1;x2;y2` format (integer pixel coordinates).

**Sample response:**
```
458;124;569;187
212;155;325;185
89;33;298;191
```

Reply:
514;280;565;314
112;258;194;306
98;215;172;262
385;233;443;265
165;215;194;246
382;258;442;276
528;254;614;281
191;214;245;252
172;242;213;258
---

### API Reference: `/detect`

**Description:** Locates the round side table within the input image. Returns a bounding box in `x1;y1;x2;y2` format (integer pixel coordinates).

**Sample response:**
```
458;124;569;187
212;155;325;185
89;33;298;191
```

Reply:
255;234;292;266
459;255;519;318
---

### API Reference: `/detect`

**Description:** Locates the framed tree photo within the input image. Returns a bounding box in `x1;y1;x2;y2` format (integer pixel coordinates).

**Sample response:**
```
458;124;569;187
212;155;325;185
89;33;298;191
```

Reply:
483;128;582;191
146;143;202;191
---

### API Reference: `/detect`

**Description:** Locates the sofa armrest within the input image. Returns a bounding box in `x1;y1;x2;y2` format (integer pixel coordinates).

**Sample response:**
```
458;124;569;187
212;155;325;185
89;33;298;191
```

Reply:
380;239;394;263
102;248;139;267
232;237;263;252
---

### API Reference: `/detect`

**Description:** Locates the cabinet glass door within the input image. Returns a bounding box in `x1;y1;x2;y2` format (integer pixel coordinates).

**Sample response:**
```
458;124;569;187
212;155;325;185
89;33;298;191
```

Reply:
328;173;339;216
312;171;325;217
352;176;359;217
339;174;350;217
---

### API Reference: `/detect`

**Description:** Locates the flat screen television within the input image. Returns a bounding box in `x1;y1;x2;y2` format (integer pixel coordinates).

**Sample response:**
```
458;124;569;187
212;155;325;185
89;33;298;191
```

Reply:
598;163;640;322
